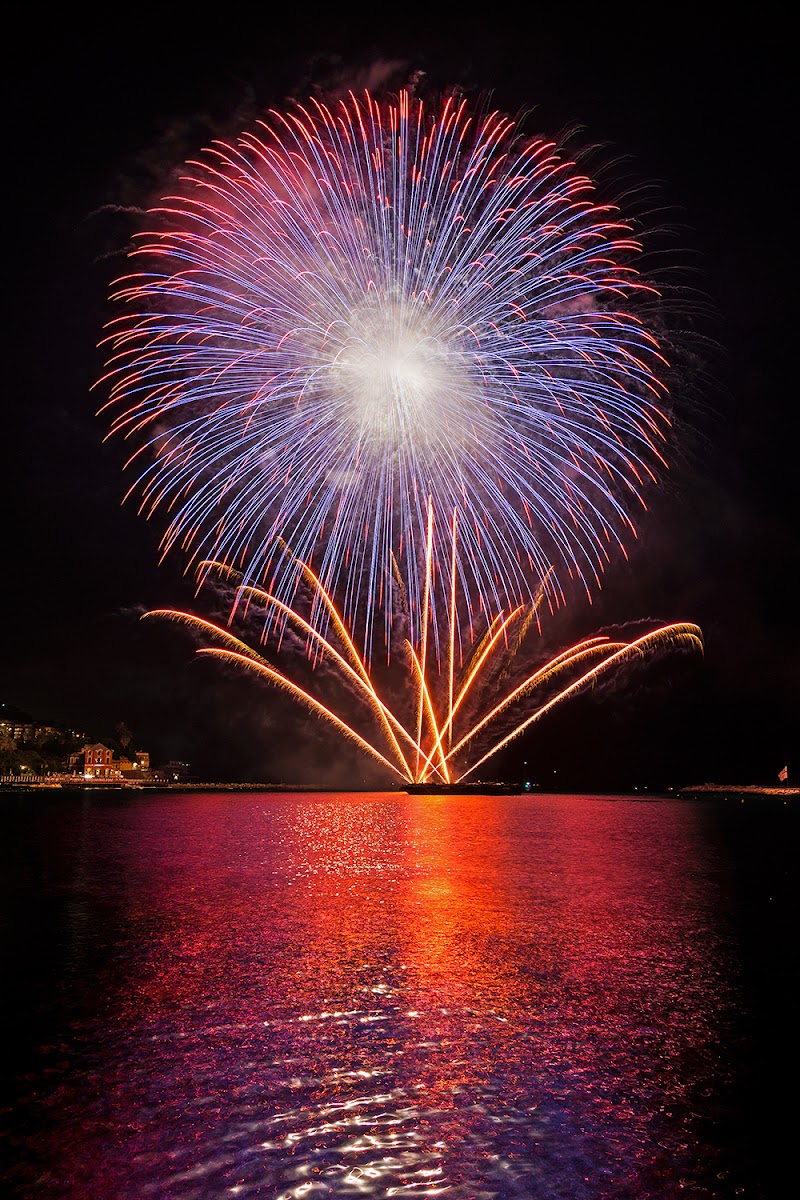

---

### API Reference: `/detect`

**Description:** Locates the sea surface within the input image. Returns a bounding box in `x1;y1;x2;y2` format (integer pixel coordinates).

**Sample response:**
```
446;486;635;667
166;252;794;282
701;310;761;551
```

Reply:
0;789;795;1199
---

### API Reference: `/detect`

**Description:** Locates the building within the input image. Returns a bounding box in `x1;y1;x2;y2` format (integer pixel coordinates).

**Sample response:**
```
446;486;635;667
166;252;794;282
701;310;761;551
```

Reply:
161;759;190;781
73;744;118;779
118;751;150;776
66;745;155;780
0;704;57;743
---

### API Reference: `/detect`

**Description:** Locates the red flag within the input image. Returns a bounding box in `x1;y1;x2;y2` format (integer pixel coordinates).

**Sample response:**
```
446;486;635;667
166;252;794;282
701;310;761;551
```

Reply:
778;765;788;782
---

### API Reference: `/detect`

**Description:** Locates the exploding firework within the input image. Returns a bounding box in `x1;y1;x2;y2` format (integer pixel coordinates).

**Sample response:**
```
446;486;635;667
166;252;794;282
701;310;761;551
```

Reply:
146;541;702;785
100;88;671;657
100;87;701;778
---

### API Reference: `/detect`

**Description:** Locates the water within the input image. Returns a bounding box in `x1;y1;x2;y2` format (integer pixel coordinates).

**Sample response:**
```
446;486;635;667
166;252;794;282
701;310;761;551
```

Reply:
0;790;795;1198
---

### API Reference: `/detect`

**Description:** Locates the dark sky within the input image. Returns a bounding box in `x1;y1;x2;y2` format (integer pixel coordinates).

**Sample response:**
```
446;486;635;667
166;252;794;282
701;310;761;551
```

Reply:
3;15;796;787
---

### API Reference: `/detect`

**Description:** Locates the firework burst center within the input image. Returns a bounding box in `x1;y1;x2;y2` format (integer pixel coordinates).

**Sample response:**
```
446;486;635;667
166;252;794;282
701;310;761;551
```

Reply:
328;296;483;456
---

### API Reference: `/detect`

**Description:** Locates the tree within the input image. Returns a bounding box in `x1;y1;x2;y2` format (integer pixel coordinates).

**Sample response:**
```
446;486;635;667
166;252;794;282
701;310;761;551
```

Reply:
0;732;18;774
115;721;133;751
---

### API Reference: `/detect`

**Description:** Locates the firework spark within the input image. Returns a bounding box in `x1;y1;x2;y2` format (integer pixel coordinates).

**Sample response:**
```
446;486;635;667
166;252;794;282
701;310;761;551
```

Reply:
100;88;671;659
145;532;702;784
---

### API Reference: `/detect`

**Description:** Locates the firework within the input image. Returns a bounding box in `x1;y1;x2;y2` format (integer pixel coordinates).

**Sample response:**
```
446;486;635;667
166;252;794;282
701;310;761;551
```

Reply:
100;88;670;658
146;544;702;784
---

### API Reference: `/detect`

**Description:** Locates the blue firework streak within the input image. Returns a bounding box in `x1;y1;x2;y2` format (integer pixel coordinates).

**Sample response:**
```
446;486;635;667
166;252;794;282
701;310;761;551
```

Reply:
100;89;670;657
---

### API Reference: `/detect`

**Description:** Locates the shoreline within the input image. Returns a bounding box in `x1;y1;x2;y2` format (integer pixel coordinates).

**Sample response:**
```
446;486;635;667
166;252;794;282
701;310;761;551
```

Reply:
677;783;798;799
1;780;796;799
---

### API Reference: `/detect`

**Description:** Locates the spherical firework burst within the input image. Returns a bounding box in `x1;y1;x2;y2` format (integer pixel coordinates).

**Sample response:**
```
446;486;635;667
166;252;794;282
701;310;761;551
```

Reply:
100;88;671;657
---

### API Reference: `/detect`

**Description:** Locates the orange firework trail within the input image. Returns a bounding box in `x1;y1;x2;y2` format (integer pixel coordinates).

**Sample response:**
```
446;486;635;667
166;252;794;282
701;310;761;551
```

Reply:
146;509;702;784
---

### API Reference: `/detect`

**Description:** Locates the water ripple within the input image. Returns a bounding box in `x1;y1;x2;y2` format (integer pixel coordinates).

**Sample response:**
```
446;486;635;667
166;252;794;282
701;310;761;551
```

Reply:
2;791;785;1198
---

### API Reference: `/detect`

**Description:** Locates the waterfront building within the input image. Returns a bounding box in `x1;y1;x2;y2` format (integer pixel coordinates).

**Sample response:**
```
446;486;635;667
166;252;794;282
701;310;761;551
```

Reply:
74;744;118;779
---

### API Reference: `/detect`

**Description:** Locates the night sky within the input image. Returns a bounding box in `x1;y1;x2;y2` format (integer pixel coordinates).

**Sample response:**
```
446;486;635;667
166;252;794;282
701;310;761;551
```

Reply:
4;16;796;787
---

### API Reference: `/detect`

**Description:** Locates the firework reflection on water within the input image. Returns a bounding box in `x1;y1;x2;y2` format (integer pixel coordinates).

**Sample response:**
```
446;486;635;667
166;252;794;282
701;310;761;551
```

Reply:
3;790;765;1199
